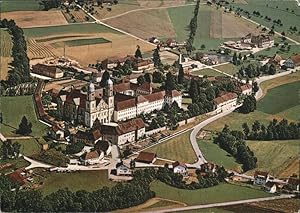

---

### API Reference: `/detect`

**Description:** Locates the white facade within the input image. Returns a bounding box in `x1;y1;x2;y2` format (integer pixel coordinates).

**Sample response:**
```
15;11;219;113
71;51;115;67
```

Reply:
173;165;187;175
254;175;269;185
81;151;104;165
215;97;237;114
116;164;132;176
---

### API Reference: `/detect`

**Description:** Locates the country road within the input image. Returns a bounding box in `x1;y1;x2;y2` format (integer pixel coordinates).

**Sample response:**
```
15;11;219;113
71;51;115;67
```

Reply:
147;194;295;213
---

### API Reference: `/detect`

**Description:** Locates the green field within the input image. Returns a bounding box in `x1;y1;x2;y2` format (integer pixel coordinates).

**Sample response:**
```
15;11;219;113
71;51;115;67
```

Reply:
257;81;300;118
0;0;41;12
191;68;226;77
23;23;120;38
198;140;241;171
40;170;115;195
246;140;300;177
233;0;300;42
0;96;48;137
255;45;300;59
151;182;272;206
65;38;111;47
146;131;197;163
214;64;238;76
11;139;41;156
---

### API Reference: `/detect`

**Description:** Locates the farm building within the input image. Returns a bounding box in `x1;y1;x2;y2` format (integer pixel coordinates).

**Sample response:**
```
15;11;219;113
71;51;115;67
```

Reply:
135;151;157;164
32;64;64;79
72;129;102;145
172;161;188;176
253;171;270;185
213;92;238;114
283;54;300;69
241;33;274;48
80;150;104;165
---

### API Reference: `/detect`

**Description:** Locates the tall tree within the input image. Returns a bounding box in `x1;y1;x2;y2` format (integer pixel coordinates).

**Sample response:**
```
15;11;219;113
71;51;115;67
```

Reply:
134;45;143;59
177;65;184;84
100;70;110;87
164;72;176;91
153;48;162;68
16;116;32;135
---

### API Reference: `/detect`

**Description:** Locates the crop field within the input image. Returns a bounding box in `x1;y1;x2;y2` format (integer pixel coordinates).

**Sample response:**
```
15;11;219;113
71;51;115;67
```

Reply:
64;38;111;47
0;29;12;80
0;0;41;12
191;68;226;77
233;0;300;43
151;182;272;206
198;139;241;171
27;38;57;59
62;9;94;23
0;96;48;137
146;131;197;163
1;11;68;28
257;81;300;116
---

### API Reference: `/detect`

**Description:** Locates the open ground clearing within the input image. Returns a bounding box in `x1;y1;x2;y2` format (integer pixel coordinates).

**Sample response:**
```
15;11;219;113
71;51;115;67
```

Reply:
24;24;154;65
191;68;226;77
104;9;176;39
146;131;197;163
1;11;68;28
197;139;241;171
233;0;300;43
151;182;272;206
246;140;300;177
0;0;41;12
0;96;48;137
40;170;115;195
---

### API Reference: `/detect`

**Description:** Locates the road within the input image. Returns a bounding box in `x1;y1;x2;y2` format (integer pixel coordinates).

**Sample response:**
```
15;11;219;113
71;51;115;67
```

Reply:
147;194;295;213
23;156;53;170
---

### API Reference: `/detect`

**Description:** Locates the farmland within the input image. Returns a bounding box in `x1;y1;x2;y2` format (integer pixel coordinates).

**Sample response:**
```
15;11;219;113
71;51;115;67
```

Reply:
64;38;111;47
62;9;94;23
0;96;48;137
255;45;300;59
0;29;12;80
0;0;41;12
146;131;197;163
1;11;68;28
232;0;300;42
191;68;226;77
151;182;272;206
246;140;300;177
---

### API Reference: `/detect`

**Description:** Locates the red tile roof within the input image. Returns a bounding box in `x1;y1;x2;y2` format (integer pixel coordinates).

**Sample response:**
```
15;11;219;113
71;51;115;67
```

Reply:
136;151;156;163
81;150;100;160
166;90;181;97
288;178;300;185
254;171;269;178
172;161;186;168
7;171;26;186
240;84;252;91
213;92;237;105
290;54;300;66
143;91;165;103
101;118;145;136
114;93;136;111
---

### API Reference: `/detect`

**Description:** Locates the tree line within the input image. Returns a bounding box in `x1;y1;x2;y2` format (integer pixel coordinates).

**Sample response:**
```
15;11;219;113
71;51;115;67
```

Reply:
214;125;257;171
242;119;300;141
238;62;277;79
186;0;201;54
0;19;30;88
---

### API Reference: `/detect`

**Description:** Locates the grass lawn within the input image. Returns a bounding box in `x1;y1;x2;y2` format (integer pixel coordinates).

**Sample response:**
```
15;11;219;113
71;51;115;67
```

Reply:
11;139;41;156
0;0;41;12
213;63;238;76
40;170;115;195
23;23;120;38
146;131;197;163
192;68;226;77
246;140;300;177
255;45;300;59
0;158;30;174
197;139;241;171
151;182;272;206
0;96;48;137
65;38;111;47
257;81;300;115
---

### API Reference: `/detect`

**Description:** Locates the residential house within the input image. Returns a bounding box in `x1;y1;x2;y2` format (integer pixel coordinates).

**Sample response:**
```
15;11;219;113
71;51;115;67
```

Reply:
264;181;277;193
283;54;300;69
165;38;177;48
241;33;274;48
253;171;270;185
268;54;282;67
287;178;300;191
165;90;182;108
239;84;252;95
72;129;102;145
135;151;157;164
213;92;238;113
80;150;104;165
200;162;217;173
100;118;145;145
116;161;132;176
49;124;65;141
172;161;188;176
32;64;64;78
132;58;154;72
7;170;26;186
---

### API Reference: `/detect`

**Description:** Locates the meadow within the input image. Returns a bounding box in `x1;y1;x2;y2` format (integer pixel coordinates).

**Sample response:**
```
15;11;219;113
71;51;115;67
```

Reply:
64;38;111;47
255;45;300;59
0;0;41;12
191;68;226;77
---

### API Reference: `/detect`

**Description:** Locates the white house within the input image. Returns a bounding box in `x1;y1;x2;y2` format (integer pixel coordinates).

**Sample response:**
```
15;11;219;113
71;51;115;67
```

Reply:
116;162;132;176
165;90;182;108
264;181;277;193
172;161;187;176
240;84;252;95
253;171;270;185
213;92;238;114
80;150;104;165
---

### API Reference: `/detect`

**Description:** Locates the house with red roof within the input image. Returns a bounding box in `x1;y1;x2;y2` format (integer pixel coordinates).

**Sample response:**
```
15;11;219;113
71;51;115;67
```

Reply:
213;92;238;113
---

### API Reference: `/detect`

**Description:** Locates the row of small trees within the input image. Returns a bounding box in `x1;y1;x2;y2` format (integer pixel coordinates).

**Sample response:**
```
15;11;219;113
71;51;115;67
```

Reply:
186;0;201;54
238;63;277;79
0;19;31;88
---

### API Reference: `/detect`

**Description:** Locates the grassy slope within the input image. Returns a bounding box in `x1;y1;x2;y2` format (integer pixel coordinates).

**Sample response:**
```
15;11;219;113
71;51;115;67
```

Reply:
197;139;241;171
23;23;120;37
65;38;111;47
192;68;226;77
255;45;300;59
151;182;272;206
146;131;197;163
40;170;115;195
233;0;300;42
257;81;300;115
0;0;41;12
12;139;41;156
246;140;300;177
0;96;48;137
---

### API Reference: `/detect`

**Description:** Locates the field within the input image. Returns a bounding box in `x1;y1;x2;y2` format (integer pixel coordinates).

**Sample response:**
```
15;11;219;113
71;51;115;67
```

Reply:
255;45;300;59
0;96;48;137
213;63;238;76
40;170;115;195
191;68;226;77
62;9;93;23
246;140;300;177
151;182;272;206
11;139;41;156
232;0;300;43
145;131;197;163
23;23;154;65
1;11;68;28
257;81;300;117
0;0;41;12
64;38;111;47
198;139;241;171
0;29;12;80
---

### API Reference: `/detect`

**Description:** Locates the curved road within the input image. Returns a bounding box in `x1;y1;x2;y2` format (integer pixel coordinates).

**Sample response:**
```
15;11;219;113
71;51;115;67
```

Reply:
189;70;294;168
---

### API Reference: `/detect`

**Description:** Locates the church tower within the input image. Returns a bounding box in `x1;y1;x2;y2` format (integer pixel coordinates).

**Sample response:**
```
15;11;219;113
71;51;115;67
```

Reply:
85;82;96;127
105;78;114;122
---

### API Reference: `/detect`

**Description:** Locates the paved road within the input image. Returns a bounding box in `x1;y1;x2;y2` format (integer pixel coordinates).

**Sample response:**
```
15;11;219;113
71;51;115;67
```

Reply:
23;156;53;170
147;194;295;213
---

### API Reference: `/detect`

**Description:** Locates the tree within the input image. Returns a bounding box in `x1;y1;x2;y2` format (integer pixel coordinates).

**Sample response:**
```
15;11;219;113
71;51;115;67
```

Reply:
42;94;52;108
232;52;238;65
39;0;61;10
100;70;110;87
268;64;276;75
242;123;250;136
164;72;177;91
200;44;206;49
134;45;142;59
144;73;152;83
152;71;165;83
16;116;32;135
239;95;256;114
152;48;162;68
177;65;184;84
252;81;259;94
137;75;145;85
